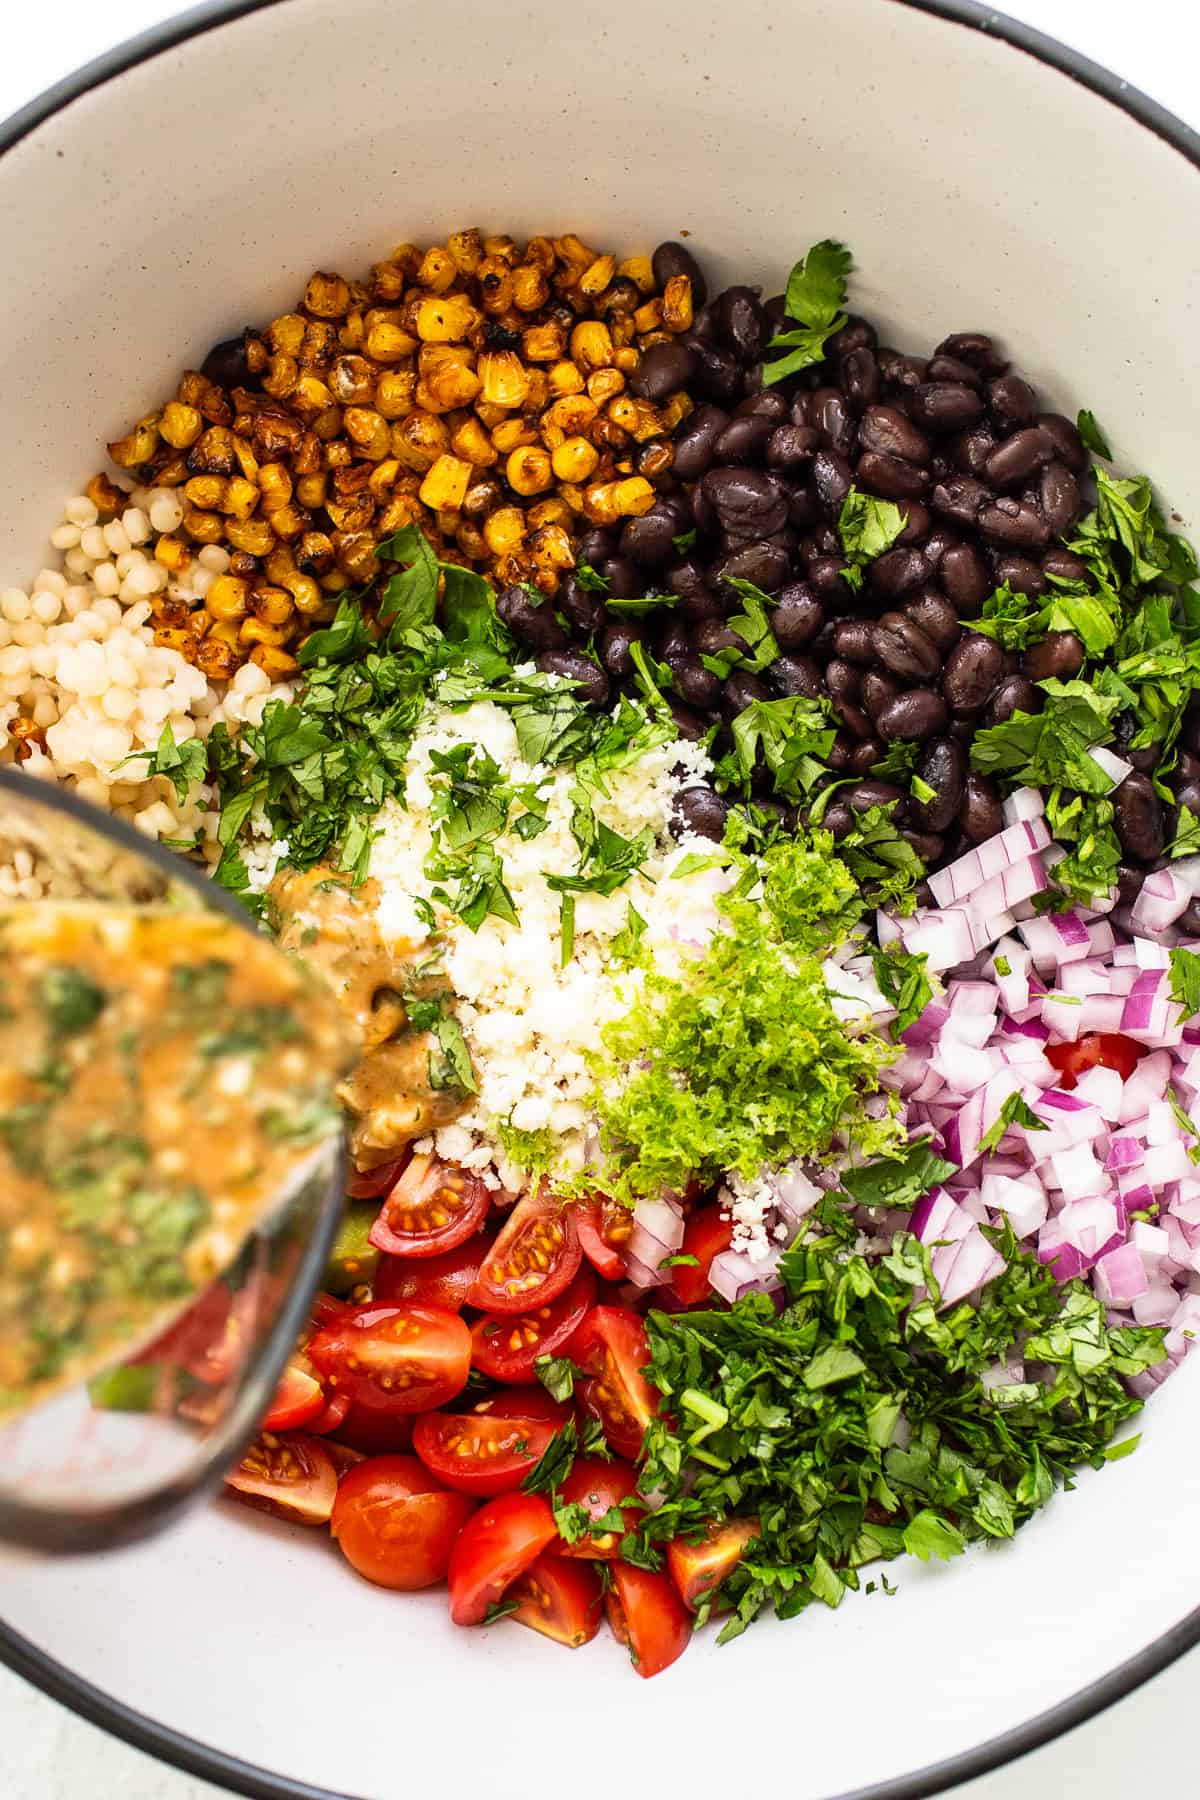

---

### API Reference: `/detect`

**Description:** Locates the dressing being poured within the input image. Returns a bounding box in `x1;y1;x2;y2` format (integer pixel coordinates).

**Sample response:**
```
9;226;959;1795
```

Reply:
0;904;353;1419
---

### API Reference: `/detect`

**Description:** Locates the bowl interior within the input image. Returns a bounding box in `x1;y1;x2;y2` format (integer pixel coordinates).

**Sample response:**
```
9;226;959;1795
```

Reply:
1;1;1199;1795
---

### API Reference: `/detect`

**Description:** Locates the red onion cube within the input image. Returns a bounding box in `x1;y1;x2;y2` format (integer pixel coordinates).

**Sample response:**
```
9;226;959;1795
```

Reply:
1132;1285;1179;1326
981;1171;1047;1238
935;1231;1006;1309
1144;1141;1197;1186
1060;1195;1120;1254
900;908;976;972
1001;786;1046;826
1133;938;1172;971
1105;1130;1145;1172
1042;992;1085;1041
928;852;982;909
1049;1143;1105;1199
1118;1051;1173;1123
1131;1220;1170;1263
1094;1241;1150;1304
1070;1065;1125;1120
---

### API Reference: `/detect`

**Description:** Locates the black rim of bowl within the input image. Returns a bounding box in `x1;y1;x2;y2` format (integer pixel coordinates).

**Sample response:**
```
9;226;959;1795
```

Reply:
0;0;1197;1794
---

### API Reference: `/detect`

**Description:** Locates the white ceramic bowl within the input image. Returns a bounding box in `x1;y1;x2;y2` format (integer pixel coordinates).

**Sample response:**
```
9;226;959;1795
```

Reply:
2;3;1200;1796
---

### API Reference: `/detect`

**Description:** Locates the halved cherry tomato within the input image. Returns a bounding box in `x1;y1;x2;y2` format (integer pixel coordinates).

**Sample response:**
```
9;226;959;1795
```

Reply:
576;1198;633;1282
224;1432;338;1525
368;1154;490;1259
326;1400;413;1455
467;1192;582;1314
509;1552;603;1647
572;1306;660;1459
1046;1031;1145;1091
305;1390;352;1436
331;1454;476;1590
262;1363;326;1433
605;1563;692;1679
667;1518;760;1610
476;1387;571;1425
307;1303;471;1413
309;1291;350;1331
346;1155;407;1201
671;1205;734;1307
556;1456;641;1558
412;1408;560;1496
374;1231;495;1313
470;1267;596;1383
447;1491;558;1624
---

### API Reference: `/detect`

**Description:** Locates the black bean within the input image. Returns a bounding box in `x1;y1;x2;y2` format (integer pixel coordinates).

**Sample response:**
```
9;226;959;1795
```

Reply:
1041;546;1089;583
789;392;813;427
677;586;723;624
822;801;855;841
1113;772;1166;861
599;622;643;677
1115;862;1145;907
833;619;875;664
600;555;643;599
951;422;1000;476
931;475;990;527
921;529;957;569
735;391;789;422
856;451;931;501
666;557;709;599
910;737;966;832
713;539;791;592
201;331;254;388
848;737;885;774
620;509;677;566
1174;778;1200;818
987;374;1037;430
672;786;728;842
701;466;789;540
984;426;1055;489
770;585;824;648
985;674;1040;725
828;315;878;358
908;382;985;433
959;773;1003;841
670;655;723;710
992;554;1045;597
877;689;948;741
812;387;857;457
892;503;930;546
1036;412;1088;475
496;583;569;650
812;449;854;511
878;349;929;391
631;340;697;402
869;545;929;601
927;354;983;390
841;347;882;411
1021;631;1084;681
861;670;901;720
802;526;842;560
807;556;856;607
725;671;771;712
652;241;708;308
935;543;987;613
536;649;610;707
948;718;975;746
827;735;853;771
858;404;931;464
713;414;774;464
657;618;690;663
668;700;708;741
716;286;769;362
901;829;945;862
936;332;1007;375
672;404;731;480
1039;461;1082;536
766;424;819;469
847;779;906;814
836;702;875;741
872;611;942;682
577;526;619;565
1181;898;1200;938
687;341;742;405
942;634;1004;713
904;589;962;651
559;573;606;634
767;654;824;698
692;617;747;658
787;486;821;532
977;498;1051;547
826;659;862;703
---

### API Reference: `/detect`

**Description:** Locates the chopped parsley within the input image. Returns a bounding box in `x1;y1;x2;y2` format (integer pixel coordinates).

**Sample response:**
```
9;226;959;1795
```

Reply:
1169;947;1200;1015
1076;409;1112;460
122;721;208;804
978;1093;1048;1157
838;489;907;592
699;582;779;679
869;945;934;1038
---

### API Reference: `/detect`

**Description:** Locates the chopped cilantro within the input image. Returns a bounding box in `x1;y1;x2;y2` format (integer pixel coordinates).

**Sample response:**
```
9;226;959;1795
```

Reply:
1169;947;1200;1015
428;1014;476;1095
41;968;106;1037
978;1093;1047;1157
672;528;697;553
1169;806;1200;860
839;1140;956;1211
869;946;934;1038
715;695;835;804
535;1354;585;1402
762;240;852;387
699;582;779;679
574;562;610;593
1076;409;1112;460
122;721;208;804
838;489;907;592
521;1418;580;1493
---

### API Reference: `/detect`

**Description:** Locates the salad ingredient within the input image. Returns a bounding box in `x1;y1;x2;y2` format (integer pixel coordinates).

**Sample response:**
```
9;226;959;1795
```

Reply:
368;1154;490;1258
468;1267;596;1383
669;1206;734;1306
306;1302;471;1413
447;1491;558;1624
412;1392;566;1496
466;1191;583;1313
604;1564;693;1679
330;1454;476;1590
667;1519;761;1611
572;1307;660;1460
552;1458;642;1558
224;1433;339;1526
323;1200;382;1294
575;1197;633;1281
374;1232;495;1312
262;1364;327;1433
508;1552;604;1647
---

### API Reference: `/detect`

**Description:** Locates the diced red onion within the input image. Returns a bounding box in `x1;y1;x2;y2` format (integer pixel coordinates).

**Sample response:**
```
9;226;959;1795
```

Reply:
708;1247;783;1303
1086;746;1134;791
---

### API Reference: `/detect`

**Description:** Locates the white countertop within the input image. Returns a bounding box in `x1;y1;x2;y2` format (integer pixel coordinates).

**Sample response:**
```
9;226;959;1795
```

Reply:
3;0;1199;1794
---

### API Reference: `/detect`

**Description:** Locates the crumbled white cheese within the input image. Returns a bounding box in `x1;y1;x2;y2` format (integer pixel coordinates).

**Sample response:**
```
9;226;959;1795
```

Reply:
721;1168;781;1264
